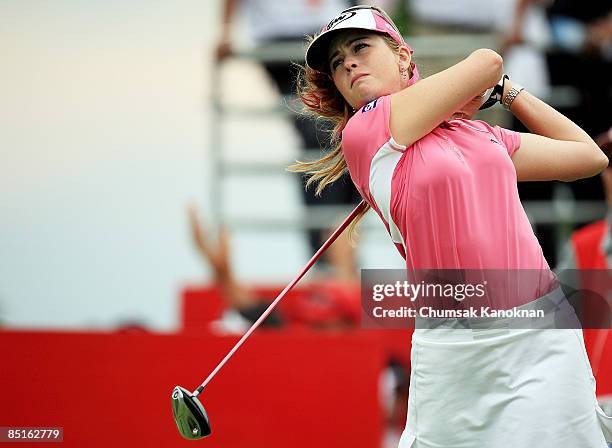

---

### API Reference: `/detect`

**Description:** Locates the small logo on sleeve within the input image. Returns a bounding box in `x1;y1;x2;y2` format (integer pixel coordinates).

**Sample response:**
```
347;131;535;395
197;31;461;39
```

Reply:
362;99;378;113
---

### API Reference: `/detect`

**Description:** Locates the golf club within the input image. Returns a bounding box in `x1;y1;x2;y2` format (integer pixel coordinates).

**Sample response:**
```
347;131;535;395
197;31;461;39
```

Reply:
172;200;367;440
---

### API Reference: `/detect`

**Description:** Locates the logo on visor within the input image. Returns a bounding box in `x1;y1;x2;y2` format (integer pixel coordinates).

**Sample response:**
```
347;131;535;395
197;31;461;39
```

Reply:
326;11;357;30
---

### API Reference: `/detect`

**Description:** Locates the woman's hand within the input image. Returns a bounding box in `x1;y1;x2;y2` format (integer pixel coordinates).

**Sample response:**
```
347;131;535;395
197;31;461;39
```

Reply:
188;204;231;279
188;204;256;308
451;90;487;120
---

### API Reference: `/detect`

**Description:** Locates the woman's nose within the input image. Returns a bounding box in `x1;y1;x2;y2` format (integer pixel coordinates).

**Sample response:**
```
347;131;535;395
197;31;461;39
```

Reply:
343;57;358;70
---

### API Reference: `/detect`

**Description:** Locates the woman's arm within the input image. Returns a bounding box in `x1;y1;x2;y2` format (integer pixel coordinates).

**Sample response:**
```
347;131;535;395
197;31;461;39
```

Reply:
188;205;256;309
500;0;533;53
507;82;608;182
215;0;240;61
390;48;503;146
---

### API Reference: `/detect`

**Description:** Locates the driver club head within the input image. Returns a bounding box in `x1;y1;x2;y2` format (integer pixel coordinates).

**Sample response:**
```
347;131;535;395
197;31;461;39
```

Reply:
171;386;212;440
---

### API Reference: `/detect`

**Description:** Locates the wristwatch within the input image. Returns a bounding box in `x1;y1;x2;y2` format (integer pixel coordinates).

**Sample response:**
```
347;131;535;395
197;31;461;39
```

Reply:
502;83;525;110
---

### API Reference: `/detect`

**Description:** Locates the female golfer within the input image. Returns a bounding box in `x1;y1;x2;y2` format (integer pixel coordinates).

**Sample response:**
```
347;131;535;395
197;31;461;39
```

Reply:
290;5;612;448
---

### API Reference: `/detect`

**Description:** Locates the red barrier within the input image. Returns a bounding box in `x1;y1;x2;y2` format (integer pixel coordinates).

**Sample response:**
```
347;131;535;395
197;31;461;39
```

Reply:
5;285;607;448
181;285;414;372
0;329;387;448
181;285;612;395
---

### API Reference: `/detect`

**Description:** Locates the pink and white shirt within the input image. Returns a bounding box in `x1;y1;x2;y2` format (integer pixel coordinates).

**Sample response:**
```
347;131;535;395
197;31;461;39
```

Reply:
342;94;550;273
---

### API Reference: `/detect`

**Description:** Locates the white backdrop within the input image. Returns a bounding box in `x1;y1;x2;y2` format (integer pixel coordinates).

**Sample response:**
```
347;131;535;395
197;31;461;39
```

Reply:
0;0;403;330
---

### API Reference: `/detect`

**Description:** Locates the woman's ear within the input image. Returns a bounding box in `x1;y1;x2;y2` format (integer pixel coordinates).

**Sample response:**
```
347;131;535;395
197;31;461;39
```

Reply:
398;46;412;84
398;45;412;68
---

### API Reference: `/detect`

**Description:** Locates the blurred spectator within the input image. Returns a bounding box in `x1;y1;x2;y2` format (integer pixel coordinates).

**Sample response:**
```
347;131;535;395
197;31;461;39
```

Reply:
502;0;611;123
215;0;361;269
188;204;284;330
501;0;612;142
502;0;612;266
408;0;552;97
409;0;517;32
555;129;612;388
187;204;360;331
557;127;612;270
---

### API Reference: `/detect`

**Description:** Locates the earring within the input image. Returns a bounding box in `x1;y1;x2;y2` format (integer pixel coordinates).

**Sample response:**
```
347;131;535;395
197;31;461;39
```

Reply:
400;66;408;81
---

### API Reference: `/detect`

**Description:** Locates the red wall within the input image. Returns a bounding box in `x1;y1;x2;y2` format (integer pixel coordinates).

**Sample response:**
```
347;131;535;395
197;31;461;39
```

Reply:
0;329;389;448
2;283;609;448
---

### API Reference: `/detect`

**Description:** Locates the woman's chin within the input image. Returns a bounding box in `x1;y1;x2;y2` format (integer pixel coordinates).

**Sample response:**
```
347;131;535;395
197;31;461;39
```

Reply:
353;93;379;109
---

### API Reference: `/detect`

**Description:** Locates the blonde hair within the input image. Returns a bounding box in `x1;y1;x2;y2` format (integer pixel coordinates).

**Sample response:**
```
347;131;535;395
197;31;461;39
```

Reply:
288;33;405;238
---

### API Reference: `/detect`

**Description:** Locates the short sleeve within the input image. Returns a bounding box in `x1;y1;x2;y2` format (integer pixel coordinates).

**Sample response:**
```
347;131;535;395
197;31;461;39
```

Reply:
341;95;397;196
489;125;522;158
342;95;394;162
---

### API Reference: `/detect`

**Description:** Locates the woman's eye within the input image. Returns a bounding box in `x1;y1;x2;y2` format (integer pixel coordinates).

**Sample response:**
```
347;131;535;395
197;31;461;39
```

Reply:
329;42;367;71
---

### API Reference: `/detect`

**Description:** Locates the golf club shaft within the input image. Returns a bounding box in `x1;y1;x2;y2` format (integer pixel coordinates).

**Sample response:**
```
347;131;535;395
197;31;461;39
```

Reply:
194;200;367;396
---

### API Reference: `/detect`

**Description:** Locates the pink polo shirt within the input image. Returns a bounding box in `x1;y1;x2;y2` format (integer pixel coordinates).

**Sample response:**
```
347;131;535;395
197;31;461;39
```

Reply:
342;95;552;305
